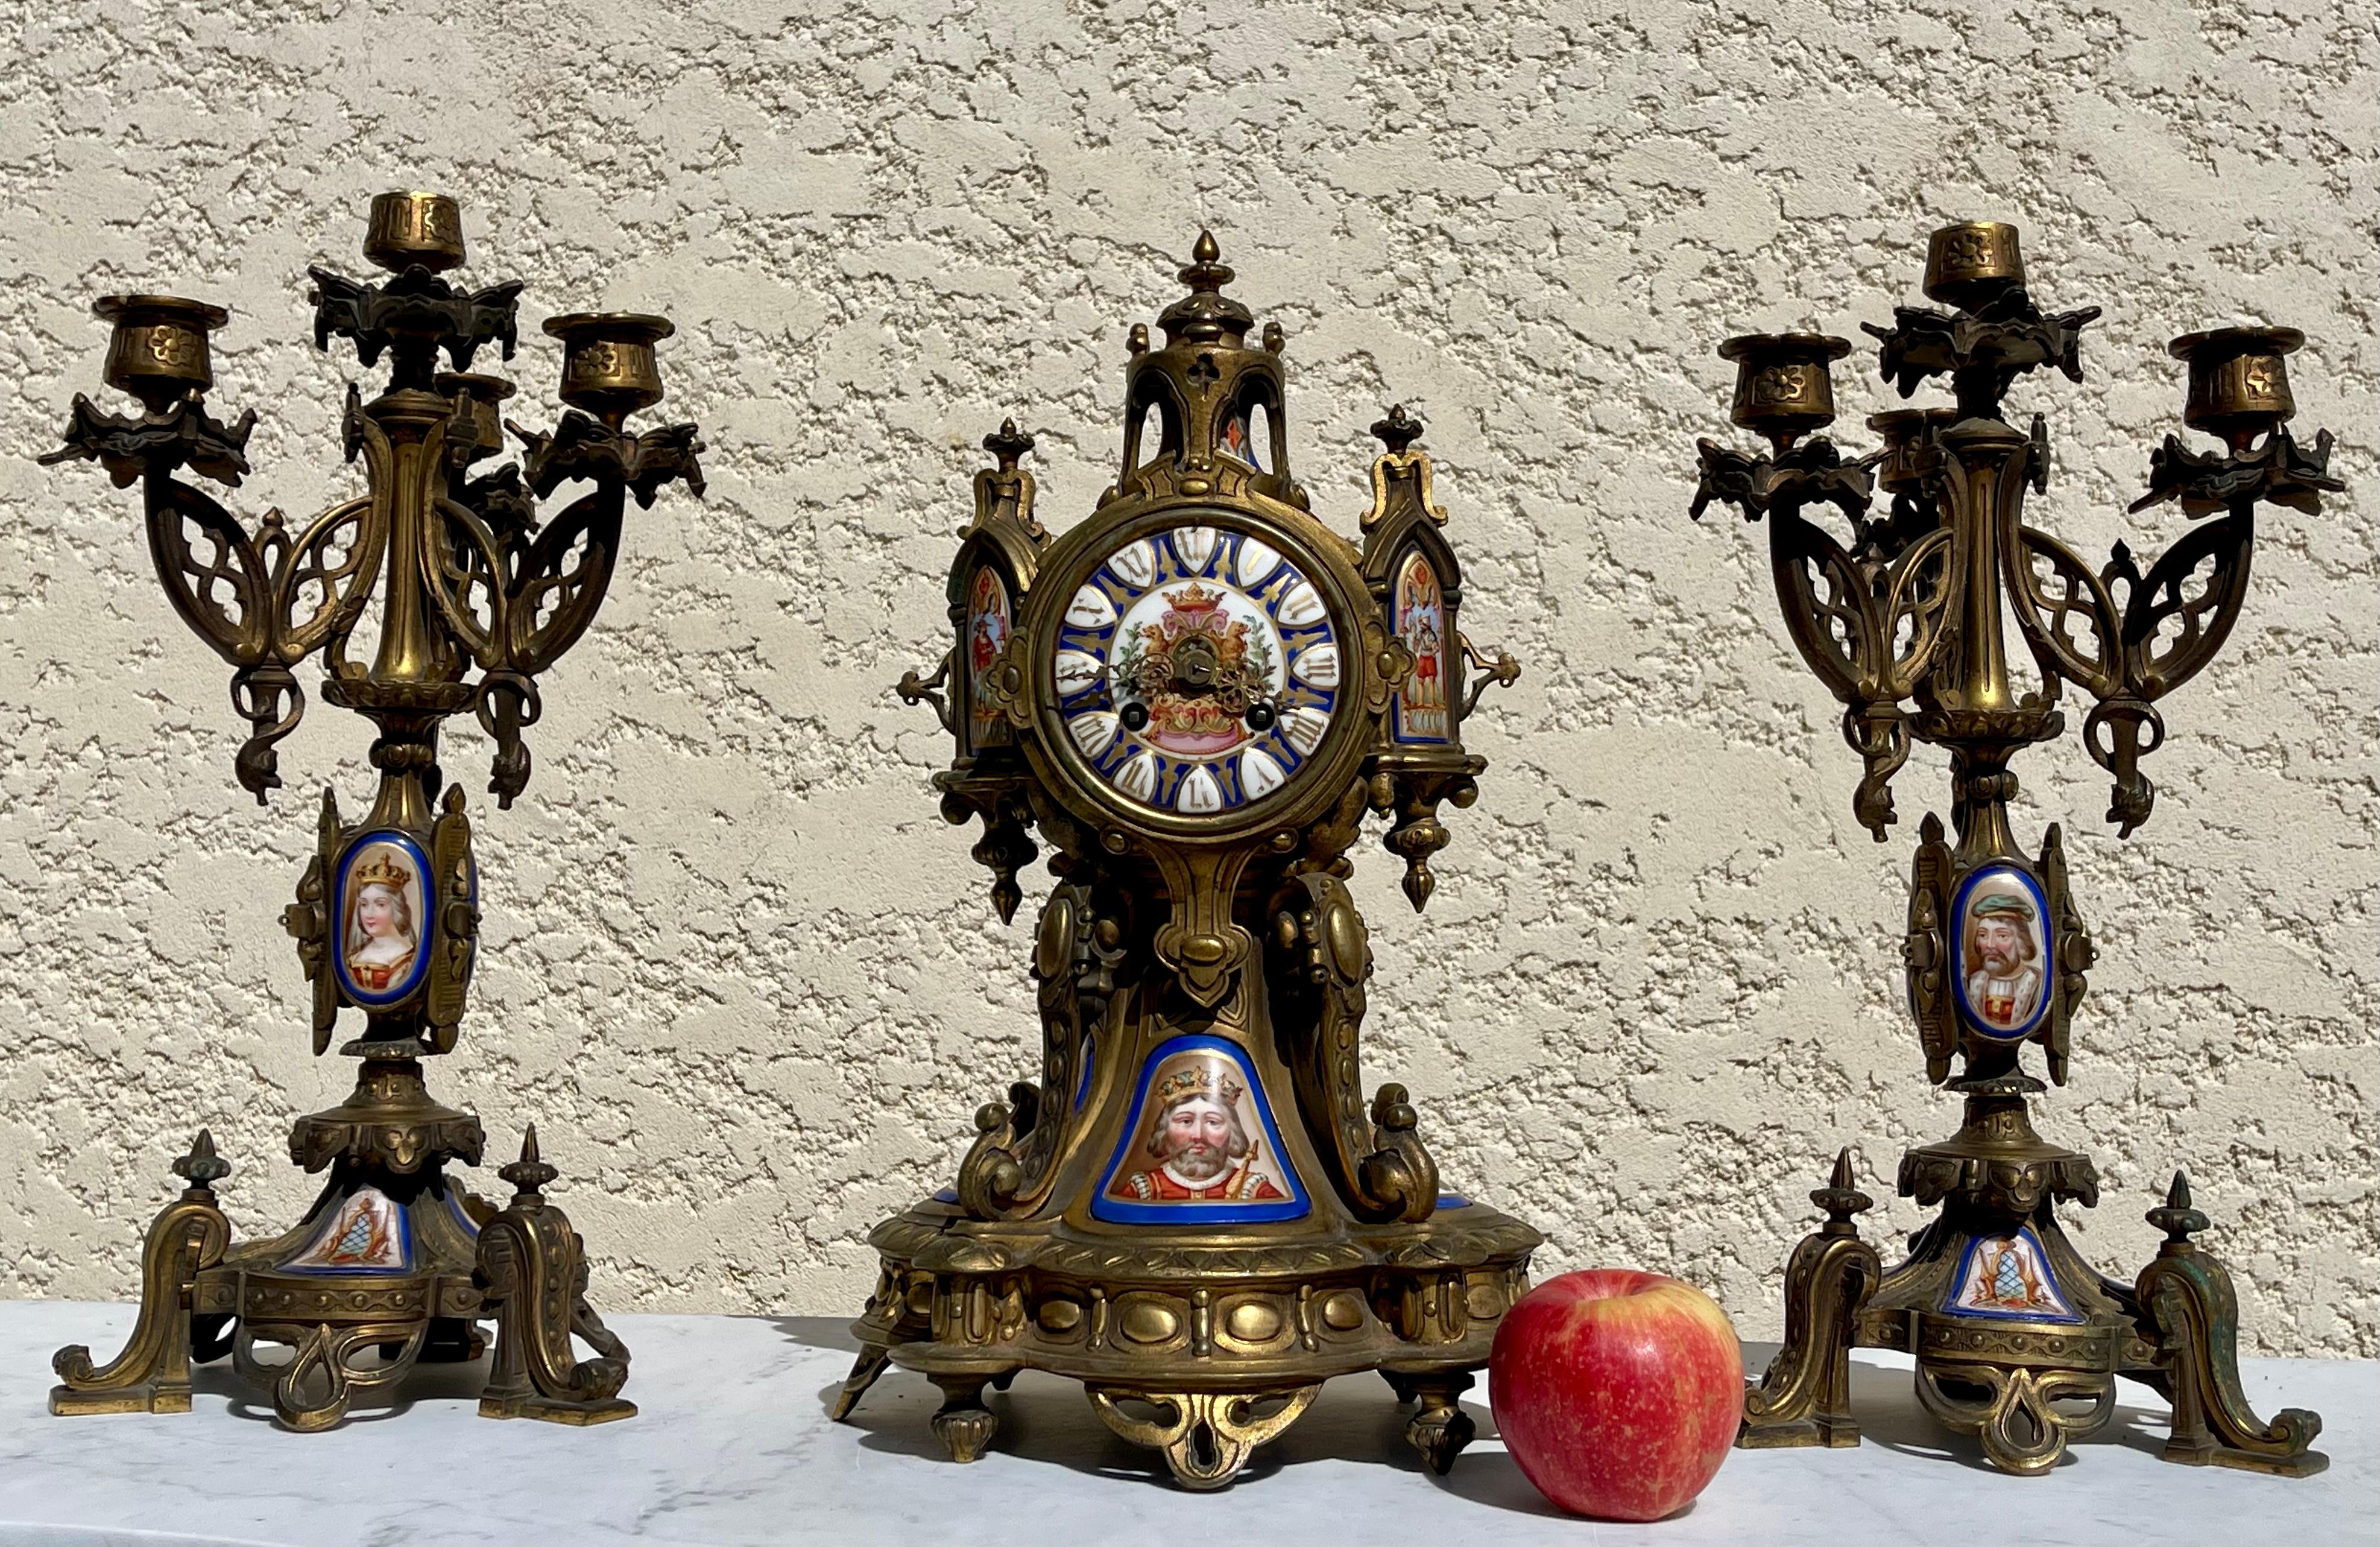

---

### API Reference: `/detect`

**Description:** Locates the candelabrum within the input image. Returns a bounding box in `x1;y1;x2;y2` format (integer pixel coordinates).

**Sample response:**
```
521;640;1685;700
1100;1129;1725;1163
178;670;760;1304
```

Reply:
40;192;704;1431
1690;221;2340;1477
847;235;1536;1489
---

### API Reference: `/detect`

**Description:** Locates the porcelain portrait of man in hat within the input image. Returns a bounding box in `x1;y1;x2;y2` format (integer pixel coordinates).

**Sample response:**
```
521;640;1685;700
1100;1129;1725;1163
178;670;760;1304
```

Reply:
1962;884;2045;1032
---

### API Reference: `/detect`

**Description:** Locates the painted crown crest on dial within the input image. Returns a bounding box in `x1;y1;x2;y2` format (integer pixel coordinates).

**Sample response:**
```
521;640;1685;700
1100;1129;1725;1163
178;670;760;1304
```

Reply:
1053;522;1340;817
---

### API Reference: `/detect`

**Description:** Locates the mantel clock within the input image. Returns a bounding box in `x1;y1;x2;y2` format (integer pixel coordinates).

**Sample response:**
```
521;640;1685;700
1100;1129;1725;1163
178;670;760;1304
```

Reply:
856;235;1537;1488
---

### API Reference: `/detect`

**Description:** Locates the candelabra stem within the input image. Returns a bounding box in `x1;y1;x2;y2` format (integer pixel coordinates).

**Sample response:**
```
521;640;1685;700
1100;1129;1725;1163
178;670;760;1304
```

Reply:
1938;419;2029;715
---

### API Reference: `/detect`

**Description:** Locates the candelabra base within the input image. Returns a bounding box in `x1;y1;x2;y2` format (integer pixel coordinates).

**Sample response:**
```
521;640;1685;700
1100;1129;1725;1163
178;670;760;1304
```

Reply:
1741;1093;2327;1478
835;1194;1539;1489
49;1078;635;1431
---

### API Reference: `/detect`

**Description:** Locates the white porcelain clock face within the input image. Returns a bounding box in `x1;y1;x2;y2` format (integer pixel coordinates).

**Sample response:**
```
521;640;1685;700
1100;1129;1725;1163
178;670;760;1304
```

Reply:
1053;523;1342;817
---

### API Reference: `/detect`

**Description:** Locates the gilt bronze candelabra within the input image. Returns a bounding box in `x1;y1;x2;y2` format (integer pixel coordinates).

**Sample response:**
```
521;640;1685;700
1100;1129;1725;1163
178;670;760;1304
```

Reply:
847;235;1537;1489
41;192;704;1430
1691;221;2339;1476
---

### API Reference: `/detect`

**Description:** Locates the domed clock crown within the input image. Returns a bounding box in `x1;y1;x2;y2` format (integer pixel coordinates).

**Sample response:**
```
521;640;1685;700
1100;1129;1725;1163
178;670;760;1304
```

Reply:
873;234;1538;1490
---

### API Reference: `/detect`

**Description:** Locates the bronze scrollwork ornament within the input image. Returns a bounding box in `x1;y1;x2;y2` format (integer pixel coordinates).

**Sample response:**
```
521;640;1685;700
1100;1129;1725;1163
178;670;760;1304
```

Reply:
42;193;700;1430
862;234;1539;1488
1694;221;2336;1476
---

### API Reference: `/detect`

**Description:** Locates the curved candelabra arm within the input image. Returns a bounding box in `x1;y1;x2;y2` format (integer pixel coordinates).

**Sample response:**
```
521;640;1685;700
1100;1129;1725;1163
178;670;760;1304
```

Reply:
136;449;271;670
270;495;384;665
1765;507;1872;706
2069;511;2255;838
503;484;624;674
420;494;510;669
1874;523;1962;699
2111;512;2256;701
45;390;389;801
2006;524;2125;700
453;410;702;808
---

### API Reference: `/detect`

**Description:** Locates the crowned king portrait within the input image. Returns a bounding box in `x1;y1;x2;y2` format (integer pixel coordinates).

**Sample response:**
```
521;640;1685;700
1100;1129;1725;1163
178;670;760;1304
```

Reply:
1108;1054;1289;1203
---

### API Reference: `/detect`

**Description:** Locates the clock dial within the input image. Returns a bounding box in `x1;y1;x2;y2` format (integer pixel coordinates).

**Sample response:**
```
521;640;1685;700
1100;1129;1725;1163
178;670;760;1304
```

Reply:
1053;524;1342;816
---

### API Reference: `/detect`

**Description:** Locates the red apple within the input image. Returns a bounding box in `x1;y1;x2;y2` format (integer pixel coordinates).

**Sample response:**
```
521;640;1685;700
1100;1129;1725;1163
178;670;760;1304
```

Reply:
1489;1268;1743;1520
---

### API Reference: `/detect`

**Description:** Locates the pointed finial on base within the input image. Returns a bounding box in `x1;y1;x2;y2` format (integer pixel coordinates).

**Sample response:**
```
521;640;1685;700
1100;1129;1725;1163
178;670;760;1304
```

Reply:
499;1125;559;1198
1371;404;1425;454
2148;1168;2210;1244
1160;233;1251;346
1811;1147;1872;1227
172;1128;232;1189
1178;230;1234;293
983;417;1034;472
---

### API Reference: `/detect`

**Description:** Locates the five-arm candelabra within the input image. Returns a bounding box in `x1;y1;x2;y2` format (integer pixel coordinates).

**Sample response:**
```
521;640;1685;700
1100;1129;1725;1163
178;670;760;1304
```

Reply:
41;192;703;1430
1691;220;2338;1476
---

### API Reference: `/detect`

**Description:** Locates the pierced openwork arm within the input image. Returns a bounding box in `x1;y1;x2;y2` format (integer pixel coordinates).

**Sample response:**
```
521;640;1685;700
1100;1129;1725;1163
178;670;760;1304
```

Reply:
423;410;705;807
46;391;385;800
1765;508;1959;840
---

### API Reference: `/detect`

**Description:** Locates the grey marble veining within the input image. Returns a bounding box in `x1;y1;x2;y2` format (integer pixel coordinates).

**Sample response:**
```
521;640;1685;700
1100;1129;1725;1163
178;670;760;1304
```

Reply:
1;1303;2370;1546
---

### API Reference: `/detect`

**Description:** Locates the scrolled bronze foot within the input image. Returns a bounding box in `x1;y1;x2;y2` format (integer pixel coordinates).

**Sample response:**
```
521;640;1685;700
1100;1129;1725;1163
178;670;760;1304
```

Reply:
2135;1174;2329;1477
1740;1148;1880;1450
49;1131;232;1418
474;1129;635;1426
1090;1386;1319;1491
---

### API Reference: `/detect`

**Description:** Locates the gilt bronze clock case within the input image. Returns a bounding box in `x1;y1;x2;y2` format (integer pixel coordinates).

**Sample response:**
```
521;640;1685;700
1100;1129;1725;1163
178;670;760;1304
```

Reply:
859;235;1538;1488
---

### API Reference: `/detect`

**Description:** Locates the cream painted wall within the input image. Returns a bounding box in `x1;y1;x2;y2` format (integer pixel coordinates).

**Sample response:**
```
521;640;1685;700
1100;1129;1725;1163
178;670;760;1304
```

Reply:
0;0;2370;1353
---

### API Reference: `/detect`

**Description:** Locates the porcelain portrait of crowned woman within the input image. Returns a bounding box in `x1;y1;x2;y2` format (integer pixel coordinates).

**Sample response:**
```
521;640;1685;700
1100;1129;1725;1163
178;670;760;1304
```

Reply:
1106;1051;1291;1204
339;843;427;999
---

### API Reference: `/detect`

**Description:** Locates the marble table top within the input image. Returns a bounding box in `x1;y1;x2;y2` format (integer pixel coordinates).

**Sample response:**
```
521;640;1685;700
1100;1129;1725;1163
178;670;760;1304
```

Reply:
0;1301;2370;1546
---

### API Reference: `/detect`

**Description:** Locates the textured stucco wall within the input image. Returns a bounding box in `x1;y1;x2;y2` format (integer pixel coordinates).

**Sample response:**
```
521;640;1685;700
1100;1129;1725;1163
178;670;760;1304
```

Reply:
0;0;2372;1355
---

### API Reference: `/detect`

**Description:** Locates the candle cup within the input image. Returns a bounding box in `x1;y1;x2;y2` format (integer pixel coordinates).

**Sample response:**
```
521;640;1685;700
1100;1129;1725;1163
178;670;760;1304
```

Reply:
546;312;672;425
2170;326;2303;453
363;191;467;275
1719;332;1849;450
1923;221;2024;312
95;294;230;414
437;371;517;465
1869;408;1960;493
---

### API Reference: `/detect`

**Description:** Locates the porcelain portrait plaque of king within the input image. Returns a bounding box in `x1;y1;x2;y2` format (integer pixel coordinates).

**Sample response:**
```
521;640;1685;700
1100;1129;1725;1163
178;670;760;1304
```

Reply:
1053;522;1339;818
1095;1036;1304;1223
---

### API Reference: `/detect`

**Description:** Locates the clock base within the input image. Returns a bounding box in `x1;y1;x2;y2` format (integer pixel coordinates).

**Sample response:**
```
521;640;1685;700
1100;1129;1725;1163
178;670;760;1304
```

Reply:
838;1192;1540;1488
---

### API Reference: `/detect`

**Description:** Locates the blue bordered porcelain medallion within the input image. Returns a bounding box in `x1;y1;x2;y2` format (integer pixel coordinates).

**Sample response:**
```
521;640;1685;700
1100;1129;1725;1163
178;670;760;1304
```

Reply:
1053;521;1340;817
1091;1033;1309;1225
332;829;435;1008
1949;862;2052;1043
1942;1226;2079;1323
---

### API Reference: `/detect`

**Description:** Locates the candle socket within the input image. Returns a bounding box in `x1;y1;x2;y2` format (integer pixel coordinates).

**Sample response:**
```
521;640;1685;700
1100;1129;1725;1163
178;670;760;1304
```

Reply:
96;294;230;414
363;191;467;274
1719;332;1849;450
2172;326;2302;452
546;312;672;425
1923;221;2024;312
